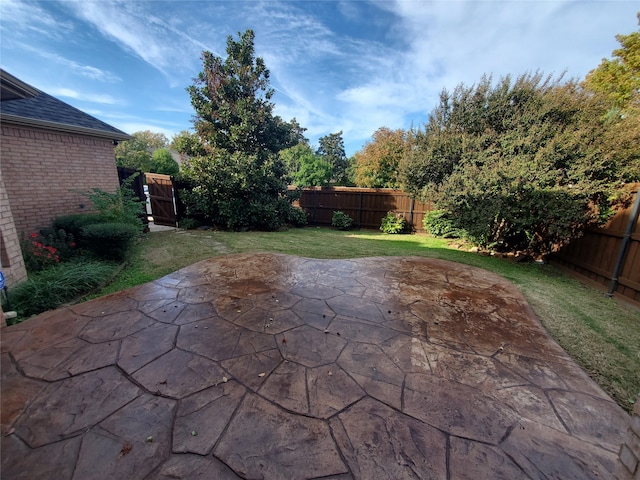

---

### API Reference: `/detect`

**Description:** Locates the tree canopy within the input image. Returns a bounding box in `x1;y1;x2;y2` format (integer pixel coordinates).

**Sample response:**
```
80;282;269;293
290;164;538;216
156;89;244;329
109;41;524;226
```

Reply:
353;127;407;188
150;148;180;176
583;13;639;110
180;30;307;230
115;130;169;173
400;72;637;257
317;131;351;185
280;143;332;187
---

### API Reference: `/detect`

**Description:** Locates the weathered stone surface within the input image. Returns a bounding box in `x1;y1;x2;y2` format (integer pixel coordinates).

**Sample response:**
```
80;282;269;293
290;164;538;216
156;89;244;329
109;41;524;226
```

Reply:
173;301;218;325
259;360;309;414
118;321;177;373
220;349;283;390
0;253;629;480
1;354;46;434
547;389;629;451
403;373;517;444
235;306;304;333
128;282;179;303
326;294;385;322
307;364;365;418
152;454;243;479
215;393;347;479
177;317;243;361
73;395;175;480
173;381;245;454
278;324;347;367
16;366;141;447
132;349;224;398
333;397;447;479
145;301;187;323
502;420;618;479
1;434;81;480
449;436;528;479
80;310;154;343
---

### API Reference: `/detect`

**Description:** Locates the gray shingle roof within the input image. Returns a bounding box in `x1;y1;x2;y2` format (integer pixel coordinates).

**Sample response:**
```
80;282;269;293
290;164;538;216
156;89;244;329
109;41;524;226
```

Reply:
0;69;130;141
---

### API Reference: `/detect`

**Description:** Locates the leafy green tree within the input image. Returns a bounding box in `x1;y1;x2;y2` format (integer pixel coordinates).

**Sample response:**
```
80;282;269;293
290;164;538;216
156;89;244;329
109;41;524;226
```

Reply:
181;30;306;230
354;127;407;188
400;73;635;257
279;143;332;186
583;15;640;184
115;130;169;171
317;131;350;185
294;155;333;187
149;148;180;176
170;130;207;159
583;13;639;110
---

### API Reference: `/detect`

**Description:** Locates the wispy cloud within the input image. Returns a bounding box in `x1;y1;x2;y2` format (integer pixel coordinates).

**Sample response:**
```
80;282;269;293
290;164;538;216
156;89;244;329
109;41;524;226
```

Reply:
23;48;121;83
2;0;634;155
0;0;72;39
48;87;119;105
63;1;211;83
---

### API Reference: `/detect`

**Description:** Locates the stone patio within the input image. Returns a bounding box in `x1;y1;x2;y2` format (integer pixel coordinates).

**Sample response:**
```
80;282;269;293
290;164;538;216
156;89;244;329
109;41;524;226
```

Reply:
1;253;629;479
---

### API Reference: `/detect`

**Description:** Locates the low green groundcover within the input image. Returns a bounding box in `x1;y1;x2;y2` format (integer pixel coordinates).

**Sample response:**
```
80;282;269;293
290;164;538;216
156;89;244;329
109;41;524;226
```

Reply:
4;259;117;321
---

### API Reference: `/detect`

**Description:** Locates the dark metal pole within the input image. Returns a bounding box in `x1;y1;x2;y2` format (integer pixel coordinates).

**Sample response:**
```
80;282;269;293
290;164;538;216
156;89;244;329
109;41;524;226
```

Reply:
608;188;640;297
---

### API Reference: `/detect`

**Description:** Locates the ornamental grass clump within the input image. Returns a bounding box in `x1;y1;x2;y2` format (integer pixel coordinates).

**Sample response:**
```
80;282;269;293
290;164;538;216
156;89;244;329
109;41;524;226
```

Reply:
6;259;117;320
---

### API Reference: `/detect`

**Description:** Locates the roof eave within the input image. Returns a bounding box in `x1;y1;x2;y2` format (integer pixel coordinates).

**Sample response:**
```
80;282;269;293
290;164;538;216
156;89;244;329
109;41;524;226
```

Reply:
0;113;131;142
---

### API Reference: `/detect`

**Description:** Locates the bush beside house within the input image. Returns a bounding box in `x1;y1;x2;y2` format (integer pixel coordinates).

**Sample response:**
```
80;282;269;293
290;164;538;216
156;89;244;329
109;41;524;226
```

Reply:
0;69;129;291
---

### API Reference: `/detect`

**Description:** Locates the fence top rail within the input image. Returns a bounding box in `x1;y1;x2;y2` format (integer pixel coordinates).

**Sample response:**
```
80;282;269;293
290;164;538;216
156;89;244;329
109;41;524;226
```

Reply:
288;186;413;194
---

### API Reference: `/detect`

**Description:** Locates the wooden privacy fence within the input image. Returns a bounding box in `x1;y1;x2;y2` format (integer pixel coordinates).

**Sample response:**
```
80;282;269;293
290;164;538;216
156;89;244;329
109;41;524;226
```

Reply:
552;185;640;305
145;173;177;227
293;187;433;231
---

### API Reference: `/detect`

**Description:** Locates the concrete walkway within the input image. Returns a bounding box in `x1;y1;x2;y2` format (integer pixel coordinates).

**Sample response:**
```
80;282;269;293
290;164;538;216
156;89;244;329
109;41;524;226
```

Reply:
1;253;629;479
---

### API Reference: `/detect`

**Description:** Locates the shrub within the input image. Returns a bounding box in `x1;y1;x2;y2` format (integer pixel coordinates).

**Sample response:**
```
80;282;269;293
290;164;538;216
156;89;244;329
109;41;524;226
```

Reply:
5;259;117;320
380;212;412;234
400;73;637;257
78;174;145;230
332;211;353;230
423;210;466;238
51;214;105;242
286;206;308;227
20;232;61;272
82;222;139;261
178;217;203;230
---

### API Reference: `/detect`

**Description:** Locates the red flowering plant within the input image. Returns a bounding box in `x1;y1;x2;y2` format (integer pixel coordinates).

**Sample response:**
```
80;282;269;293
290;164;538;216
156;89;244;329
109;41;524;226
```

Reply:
21;230;77;273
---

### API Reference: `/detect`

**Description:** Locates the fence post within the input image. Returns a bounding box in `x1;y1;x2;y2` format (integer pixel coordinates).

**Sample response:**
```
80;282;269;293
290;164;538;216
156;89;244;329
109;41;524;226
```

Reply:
608;187;640;297
409;196;414;229
358;192;363;228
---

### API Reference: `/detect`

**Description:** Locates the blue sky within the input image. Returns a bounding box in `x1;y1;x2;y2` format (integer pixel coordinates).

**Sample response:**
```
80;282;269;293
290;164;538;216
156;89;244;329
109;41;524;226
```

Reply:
1;1;637;155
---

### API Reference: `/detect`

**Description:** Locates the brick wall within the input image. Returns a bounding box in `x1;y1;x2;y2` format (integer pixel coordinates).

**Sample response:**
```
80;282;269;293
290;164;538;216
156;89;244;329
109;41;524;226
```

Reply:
616;397;640;479
0;177;27;286
1;124;119;287
1;124;120;236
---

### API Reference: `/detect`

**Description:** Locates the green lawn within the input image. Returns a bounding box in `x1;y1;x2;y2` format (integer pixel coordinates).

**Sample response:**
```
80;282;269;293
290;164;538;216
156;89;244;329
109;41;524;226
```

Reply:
95;226;640;412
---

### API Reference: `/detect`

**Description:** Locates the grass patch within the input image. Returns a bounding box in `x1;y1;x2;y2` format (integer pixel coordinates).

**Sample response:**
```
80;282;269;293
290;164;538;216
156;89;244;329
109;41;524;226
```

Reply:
6;259;118;319
93;227;640;412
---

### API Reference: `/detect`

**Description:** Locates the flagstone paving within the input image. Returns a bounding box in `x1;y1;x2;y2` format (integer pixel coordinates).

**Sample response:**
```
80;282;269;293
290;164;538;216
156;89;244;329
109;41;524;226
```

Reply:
1;253;629;479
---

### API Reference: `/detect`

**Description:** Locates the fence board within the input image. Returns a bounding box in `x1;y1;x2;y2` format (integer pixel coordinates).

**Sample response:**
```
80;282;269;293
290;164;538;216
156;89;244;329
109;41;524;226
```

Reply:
146;173;177;227
293;187;432;231
552;185;640;305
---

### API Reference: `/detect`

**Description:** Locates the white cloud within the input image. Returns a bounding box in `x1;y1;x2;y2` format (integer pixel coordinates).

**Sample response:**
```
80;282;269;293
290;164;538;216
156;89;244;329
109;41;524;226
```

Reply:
63;1;209;82
31;50;121;82
48;87;119;105
0;0;72;38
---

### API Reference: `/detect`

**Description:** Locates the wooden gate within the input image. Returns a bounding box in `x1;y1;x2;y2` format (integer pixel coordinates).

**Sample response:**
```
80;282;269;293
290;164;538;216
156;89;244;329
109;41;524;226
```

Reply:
145;173;177;227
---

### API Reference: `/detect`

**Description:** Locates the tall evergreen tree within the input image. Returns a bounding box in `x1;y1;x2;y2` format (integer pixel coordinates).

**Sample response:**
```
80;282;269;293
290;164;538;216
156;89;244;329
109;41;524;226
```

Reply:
181;30;306;230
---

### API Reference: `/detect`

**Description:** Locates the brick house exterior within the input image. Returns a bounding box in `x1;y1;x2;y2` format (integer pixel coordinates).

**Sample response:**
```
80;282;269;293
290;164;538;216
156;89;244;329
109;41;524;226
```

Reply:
0;69;129;288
